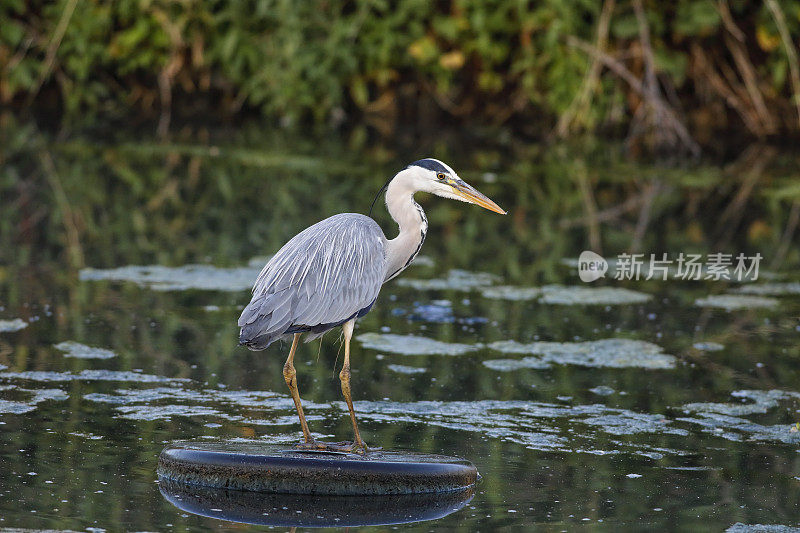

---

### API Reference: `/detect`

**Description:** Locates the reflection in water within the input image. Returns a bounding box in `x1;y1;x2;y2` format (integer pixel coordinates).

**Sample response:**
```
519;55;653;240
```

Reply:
159;479;474;527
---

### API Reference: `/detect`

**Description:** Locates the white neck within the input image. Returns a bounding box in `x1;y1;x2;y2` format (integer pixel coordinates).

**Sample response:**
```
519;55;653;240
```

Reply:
383;172;428;281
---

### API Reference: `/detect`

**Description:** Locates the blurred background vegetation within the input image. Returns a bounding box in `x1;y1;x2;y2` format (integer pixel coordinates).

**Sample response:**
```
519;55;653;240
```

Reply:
2;0;800;152
2;0;800;272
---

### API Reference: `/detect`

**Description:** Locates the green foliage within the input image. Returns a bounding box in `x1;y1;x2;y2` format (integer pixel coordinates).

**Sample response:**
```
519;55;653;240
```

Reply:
674;0;721;37
1;0;799;137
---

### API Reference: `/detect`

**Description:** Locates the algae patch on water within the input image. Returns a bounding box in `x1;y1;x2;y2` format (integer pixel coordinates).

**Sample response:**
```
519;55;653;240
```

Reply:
692;341;725;352
0;319;27;333
75;382;800;458
84;386;324;422
0;386;68;414
538;285;651;305
484;338;675;369
55;341;117;360
695;294;778;310
482;358;551;371
396;269;500;291
581;412;688;436
478;285;650;305
79;264;263;291
682;389;800;416
589;386;616;396
0;370;188;383
357;333;480;356
479;286;542;301
84;387;283;407
115;404;225;421
679;390;800;445
726;523;800;533
386;364;428;374
86;390;693;456
734;282;800;296
349;399;688;456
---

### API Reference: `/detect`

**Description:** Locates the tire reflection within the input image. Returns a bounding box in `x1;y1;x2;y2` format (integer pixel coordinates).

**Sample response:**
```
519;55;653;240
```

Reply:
159;478;475;527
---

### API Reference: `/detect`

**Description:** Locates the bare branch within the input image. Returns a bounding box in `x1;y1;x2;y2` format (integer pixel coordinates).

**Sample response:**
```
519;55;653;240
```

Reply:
27;0;78;102
566;36;700;156
554;0;615;137
765;0;800;130
725;34;777;134
716;0;746;42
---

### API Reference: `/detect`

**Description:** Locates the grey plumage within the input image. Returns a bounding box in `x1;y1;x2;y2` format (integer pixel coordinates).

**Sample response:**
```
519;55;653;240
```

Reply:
236;159;505;450
238;158;505;354
238;213;386;350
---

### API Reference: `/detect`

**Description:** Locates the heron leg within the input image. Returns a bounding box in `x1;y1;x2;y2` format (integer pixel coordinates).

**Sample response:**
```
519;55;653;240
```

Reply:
283;333;314;444
340;319;367;452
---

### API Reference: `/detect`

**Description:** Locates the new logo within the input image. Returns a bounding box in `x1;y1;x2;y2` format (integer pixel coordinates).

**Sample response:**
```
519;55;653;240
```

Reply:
578;251;608;282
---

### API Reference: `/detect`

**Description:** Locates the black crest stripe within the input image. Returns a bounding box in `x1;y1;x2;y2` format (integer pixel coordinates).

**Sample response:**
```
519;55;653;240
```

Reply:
408;159;449;173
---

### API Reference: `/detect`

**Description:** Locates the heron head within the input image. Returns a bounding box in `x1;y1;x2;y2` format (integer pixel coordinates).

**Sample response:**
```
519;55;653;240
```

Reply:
406;158;506;214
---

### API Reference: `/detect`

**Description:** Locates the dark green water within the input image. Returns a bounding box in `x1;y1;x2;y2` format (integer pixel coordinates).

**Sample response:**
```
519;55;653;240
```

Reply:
2;121;800;531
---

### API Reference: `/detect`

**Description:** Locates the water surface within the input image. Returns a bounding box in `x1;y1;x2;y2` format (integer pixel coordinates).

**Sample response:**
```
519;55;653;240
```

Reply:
2;123;800;530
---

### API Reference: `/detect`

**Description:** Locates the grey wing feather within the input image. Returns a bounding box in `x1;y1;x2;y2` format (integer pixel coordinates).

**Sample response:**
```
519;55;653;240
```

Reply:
238;213;386;350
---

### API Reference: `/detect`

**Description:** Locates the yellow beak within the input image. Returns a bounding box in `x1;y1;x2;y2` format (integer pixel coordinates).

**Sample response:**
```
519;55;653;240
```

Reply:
452;181;507;215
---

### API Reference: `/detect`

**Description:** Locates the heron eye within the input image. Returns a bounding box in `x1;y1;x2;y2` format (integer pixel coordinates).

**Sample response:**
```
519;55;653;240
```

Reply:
437;173;446;181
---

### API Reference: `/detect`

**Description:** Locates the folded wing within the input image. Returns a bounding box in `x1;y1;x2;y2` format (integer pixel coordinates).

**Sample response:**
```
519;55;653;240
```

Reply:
238;213;386;350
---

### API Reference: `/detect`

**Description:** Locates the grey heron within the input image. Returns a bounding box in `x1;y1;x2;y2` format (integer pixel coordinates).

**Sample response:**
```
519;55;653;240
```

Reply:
238;159;505;451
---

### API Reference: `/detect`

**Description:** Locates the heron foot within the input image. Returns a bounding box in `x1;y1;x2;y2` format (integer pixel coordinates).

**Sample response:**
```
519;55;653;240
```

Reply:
294;438;327;451
294;440;377;454
350;441;370;454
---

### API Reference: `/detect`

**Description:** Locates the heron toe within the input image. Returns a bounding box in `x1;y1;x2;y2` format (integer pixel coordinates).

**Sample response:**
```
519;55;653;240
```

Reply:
292;440;373;454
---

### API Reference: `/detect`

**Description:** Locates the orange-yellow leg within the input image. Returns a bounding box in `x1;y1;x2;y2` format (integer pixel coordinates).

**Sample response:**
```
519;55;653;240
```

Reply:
283;333;314;444
340;320;367;452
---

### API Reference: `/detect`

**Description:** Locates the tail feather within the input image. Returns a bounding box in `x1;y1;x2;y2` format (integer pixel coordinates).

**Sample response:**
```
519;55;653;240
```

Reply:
238;307;281;350
238;330;280;351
